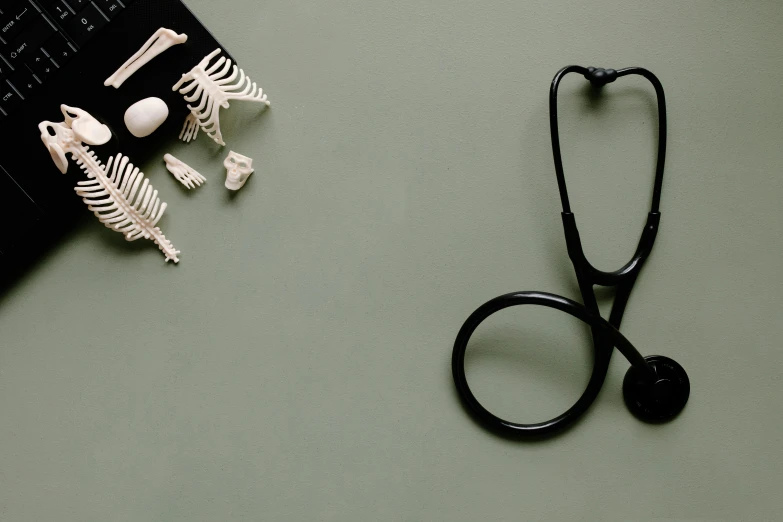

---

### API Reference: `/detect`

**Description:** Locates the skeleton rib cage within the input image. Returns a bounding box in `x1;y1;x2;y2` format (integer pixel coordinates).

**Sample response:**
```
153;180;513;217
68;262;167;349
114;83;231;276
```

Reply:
173;48;270;146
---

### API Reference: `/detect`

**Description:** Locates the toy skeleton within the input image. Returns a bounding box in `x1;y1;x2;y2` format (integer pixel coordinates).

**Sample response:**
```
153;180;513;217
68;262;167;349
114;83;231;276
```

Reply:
173;48;270;146
39;105;181;263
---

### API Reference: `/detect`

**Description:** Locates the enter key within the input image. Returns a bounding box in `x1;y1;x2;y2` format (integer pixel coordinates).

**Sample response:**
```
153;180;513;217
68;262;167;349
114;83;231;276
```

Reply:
0;1;36;44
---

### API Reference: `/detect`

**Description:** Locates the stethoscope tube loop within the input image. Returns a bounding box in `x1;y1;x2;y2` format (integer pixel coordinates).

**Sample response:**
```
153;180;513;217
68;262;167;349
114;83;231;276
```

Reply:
451;291;656;437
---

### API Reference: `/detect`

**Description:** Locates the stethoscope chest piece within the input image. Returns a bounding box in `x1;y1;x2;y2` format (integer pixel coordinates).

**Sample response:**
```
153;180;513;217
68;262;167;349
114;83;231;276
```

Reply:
623;355;690;422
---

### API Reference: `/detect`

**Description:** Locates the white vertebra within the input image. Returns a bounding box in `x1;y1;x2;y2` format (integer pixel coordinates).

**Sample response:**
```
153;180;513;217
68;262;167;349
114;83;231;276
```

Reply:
172;48;270;146
39;105;181;263
164;154;206;189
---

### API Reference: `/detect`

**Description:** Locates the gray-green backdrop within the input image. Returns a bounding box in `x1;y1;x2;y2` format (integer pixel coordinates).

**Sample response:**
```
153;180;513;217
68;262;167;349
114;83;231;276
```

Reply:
1;1;782;520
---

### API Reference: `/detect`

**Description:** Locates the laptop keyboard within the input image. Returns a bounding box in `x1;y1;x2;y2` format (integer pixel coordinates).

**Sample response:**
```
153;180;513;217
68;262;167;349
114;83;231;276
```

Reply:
0;0;134;118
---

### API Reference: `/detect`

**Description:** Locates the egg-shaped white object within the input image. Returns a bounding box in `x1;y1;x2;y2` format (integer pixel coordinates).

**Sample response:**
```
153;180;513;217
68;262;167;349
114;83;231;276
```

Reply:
124;97;169;138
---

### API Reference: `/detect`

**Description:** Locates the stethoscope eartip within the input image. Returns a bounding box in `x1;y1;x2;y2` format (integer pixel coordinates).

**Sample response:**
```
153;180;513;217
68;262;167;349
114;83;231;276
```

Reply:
622;355;690;423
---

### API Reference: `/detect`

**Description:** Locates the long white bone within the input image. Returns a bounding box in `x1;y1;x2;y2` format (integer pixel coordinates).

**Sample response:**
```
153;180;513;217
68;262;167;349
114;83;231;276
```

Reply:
163;154;206;189
172;48;270;146
39;106;181;263
105;28;188;89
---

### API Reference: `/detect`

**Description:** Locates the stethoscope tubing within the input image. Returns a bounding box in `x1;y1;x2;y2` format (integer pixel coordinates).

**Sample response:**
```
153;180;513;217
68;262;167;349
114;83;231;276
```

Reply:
451;66;689;438
550;66;667;214
451;291;654;438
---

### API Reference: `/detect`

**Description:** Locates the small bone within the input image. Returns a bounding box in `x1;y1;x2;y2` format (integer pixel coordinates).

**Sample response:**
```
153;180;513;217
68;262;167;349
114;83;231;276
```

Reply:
105;28;188;89
163;154;206;189
62;105;112;145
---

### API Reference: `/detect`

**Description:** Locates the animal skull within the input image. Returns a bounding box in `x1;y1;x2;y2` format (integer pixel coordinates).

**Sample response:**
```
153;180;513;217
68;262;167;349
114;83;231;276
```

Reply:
223;151;254;191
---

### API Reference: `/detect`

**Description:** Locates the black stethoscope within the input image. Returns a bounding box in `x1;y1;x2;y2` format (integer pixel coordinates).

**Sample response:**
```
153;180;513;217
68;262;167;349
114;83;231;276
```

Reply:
452;66;690;438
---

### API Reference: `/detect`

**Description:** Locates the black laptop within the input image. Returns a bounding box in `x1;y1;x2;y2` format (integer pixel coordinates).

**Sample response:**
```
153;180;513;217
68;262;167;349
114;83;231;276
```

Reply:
0;0;229;286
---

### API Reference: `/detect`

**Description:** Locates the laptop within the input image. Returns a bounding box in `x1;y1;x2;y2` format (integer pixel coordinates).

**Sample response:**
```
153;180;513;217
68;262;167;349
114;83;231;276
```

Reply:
0;0;230;288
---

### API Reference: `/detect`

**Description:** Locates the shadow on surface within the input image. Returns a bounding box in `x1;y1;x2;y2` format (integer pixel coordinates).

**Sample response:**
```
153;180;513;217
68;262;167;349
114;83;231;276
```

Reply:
0;218;85;308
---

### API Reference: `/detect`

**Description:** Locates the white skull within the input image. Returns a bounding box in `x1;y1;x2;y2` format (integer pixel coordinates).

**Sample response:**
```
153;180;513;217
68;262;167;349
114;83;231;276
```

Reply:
223;151;254;191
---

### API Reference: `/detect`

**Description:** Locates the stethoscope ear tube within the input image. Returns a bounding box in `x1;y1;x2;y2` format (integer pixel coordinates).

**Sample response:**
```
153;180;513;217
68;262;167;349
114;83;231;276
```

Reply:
451;292;690;437
550;66;667;215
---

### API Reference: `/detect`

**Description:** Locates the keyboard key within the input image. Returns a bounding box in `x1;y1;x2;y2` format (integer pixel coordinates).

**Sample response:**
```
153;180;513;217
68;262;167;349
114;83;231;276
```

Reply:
41;32;74;67
26;46;56;79
0;1;36;43
0;58;10;80
8;68;39;95
1;17;57;67
94;0;124;20
26;45;48;68
0;81;22;113
65;0;90;13
65;3;107;46
47;1;74;25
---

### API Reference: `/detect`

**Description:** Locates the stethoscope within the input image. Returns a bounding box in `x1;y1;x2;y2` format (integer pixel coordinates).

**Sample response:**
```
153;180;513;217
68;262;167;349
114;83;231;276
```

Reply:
452;66;690;438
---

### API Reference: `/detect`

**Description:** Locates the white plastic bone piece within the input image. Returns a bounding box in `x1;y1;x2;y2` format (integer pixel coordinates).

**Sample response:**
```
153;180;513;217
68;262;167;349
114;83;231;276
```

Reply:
164;154;206;189
223;151;254;191
39;105;181;263
63;106;112;145
173;48;270;146
125;97;169;138
105;28;188;89
179;113;199;142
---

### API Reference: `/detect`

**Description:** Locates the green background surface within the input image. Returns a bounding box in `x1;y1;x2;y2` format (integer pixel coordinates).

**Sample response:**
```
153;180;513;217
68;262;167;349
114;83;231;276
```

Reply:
2;1;782;520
